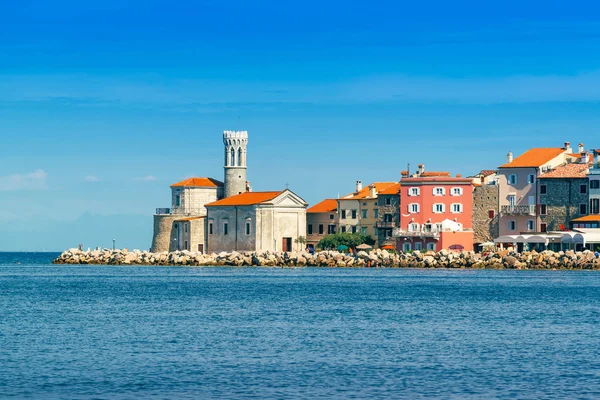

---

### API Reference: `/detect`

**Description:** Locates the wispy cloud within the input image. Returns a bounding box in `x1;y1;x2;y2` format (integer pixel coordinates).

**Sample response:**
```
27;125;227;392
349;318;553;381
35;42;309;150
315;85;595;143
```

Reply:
4;70;600;108
84;175;100;182
0;170;48;191
134;175;157;182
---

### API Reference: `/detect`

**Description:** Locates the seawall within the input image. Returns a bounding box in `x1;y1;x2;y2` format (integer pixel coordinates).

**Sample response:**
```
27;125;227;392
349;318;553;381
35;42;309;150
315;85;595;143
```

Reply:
53;248;600;269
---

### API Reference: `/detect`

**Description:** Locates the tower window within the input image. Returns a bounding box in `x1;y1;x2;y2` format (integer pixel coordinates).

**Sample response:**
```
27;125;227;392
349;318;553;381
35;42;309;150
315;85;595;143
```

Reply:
230;148;235;166
238;148;243;166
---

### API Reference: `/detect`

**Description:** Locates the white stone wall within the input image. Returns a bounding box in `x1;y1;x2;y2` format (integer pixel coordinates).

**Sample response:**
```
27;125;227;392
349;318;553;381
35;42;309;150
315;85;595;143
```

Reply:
207;205;307;253
171;186;223;215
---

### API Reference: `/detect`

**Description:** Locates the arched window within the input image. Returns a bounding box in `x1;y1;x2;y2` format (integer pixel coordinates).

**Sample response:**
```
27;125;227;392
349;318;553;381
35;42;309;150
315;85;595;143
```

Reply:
230;148;235;166
238;148;243;166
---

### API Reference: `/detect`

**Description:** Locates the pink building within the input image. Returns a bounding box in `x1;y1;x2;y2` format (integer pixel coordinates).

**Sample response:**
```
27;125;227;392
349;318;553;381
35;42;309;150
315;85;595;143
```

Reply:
395;168;474;252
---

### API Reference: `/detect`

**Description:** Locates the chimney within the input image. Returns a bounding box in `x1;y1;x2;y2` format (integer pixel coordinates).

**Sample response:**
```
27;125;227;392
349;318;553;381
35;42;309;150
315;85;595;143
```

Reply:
507;151;513;164
401;170;409;178
581;151;590;164
417;164;425;176
246;181;252;192
356;180;363;192
369;184;377;198
579;143;584;153
564;142;571;152
456;174;462;178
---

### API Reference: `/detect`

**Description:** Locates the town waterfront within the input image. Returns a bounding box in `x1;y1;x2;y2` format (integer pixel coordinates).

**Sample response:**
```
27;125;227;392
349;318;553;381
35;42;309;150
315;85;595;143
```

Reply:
2;253;600;399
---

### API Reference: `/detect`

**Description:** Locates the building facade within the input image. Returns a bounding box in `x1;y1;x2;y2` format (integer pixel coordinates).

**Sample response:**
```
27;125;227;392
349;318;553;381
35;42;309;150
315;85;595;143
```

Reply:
394;168;474;252
497;144;577;237
472;184;499;245
306;199;338;249
375;183;400;246
337;181;396;243
539;157;591;232
206;190;308;253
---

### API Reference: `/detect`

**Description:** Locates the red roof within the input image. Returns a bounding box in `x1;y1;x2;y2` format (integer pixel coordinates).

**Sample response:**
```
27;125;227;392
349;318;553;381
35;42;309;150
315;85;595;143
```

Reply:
571;215;600;222
171;177;224;188
205;191;283;207
307;199;338;213
539;162;592;179
420;171;451;177
500;148;565;168
378;183;401;195
343;182;396;199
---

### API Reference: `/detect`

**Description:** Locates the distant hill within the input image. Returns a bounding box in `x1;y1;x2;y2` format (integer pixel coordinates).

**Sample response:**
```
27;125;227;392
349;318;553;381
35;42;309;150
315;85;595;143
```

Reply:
0;213;152;252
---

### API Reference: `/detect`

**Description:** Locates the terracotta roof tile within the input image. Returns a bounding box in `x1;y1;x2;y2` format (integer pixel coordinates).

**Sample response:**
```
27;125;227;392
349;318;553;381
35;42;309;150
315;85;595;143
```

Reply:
500;148;565;168
378;183;401;195
343;182;396;199
539;162;591;179
571;215;600;222
478;170;497;177
307;199;338;213
205;191;283;207
171;177;224;188
420;171;451;177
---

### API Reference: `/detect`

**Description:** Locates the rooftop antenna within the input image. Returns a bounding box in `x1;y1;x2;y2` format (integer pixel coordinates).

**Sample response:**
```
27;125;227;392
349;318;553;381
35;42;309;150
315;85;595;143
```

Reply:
285;182;290;189
407;163;410;176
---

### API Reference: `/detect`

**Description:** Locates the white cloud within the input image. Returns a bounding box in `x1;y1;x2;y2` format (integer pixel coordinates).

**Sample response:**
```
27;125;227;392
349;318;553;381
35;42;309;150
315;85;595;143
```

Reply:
84;175;100;182
0;169;48;191
134;175;157;182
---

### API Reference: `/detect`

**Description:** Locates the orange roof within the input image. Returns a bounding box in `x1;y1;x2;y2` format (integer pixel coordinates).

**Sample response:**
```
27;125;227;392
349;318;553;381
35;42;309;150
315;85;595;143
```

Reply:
539;162;591;179
378;183;401;195
571;215;600;222
420;171;451;177
205;191;283;207
171;177;224;188
500;148;565;168
176;216;205;221
307;199;338;213
343;182;396;199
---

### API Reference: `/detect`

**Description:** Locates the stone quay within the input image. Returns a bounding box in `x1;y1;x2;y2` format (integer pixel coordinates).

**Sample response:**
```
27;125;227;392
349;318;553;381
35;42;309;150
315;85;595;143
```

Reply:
53;248;600;270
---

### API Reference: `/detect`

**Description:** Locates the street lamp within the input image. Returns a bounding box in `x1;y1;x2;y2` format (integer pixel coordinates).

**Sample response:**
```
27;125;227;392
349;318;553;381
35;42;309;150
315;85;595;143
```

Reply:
112;239;116;250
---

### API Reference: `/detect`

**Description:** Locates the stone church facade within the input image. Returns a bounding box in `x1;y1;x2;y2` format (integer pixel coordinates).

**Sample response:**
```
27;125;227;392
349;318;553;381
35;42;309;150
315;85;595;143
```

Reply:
151;131;307;253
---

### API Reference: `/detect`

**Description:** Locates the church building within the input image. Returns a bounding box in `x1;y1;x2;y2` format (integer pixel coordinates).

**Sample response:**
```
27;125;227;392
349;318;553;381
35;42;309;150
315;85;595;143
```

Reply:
150;131;307;253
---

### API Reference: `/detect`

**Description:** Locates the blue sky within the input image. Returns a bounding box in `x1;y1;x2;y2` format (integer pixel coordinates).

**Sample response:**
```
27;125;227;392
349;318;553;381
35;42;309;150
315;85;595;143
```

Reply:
2;0;600;250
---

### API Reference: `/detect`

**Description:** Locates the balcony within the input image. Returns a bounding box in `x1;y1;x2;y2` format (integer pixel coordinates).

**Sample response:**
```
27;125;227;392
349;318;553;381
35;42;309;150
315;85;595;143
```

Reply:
376;221;396;228
393;228;440;239
500;205;536;216
155;207;206;216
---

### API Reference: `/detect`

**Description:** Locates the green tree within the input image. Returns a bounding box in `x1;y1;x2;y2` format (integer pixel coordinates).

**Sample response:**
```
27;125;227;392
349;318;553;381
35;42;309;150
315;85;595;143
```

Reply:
317;232;376;250
294;235;307;250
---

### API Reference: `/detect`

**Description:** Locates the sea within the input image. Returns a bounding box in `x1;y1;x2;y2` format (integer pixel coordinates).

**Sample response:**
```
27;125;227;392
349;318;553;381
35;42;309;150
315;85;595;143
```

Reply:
1;252;600;399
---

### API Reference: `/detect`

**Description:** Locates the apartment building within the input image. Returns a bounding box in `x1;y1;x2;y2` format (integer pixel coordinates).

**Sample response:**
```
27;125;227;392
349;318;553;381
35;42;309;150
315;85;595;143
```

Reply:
306;199;338;249
394;166;474;252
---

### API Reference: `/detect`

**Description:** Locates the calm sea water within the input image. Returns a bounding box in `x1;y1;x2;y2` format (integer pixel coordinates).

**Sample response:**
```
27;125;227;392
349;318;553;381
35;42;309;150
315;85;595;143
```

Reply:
1;252;600;399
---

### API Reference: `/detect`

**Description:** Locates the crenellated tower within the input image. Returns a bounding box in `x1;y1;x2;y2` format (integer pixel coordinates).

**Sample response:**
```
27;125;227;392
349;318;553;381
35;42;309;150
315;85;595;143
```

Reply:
223;130;248;198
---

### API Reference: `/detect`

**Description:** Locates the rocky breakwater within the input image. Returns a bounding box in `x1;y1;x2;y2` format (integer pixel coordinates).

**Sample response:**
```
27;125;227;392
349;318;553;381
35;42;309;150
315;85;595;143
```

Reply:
53;248;600;269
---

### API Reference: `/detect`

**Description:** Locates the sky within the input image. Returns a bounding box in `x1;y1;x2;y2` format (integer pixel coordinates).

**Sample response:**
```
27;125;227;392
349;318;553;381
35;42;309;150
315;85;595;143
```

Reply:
2;0;600;251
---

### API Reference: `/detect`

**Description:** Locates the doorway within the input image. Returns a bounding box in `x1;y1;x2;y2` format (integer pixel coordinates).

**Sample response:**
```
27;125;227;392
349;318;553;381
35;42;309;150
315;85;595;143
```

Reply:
282;237;293;252
198;244;204;254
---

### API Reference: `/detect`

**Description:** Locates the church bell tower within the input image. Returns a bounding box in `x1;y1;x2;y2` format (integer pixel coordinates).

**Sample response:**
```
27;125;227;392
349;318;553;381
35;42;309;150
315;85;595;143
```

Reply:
223;130;248;198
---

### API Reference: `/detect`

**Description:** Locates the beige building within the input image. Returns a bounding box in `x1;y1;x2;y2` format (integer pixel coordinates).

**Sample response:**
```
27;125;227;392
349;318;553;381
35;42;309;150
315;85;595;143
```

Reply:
152;177;224;252
306;199;338;249
497;142;580;237
337;181;397;242
206;190;308;253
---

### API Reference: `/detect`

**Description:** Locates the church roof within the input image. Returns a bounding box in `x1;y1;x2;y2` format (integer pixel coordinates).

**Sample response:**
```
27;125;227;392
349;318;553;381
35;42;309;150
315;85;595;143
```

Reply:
307;199;338;213
205;191;284;207
170;177;224;188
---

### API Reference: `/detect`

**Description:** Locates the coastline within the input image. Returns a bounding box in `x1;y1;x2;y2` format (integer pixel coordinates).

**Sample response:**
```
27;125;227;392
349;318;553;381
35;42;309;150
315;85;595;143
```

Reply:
53;248;600;270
